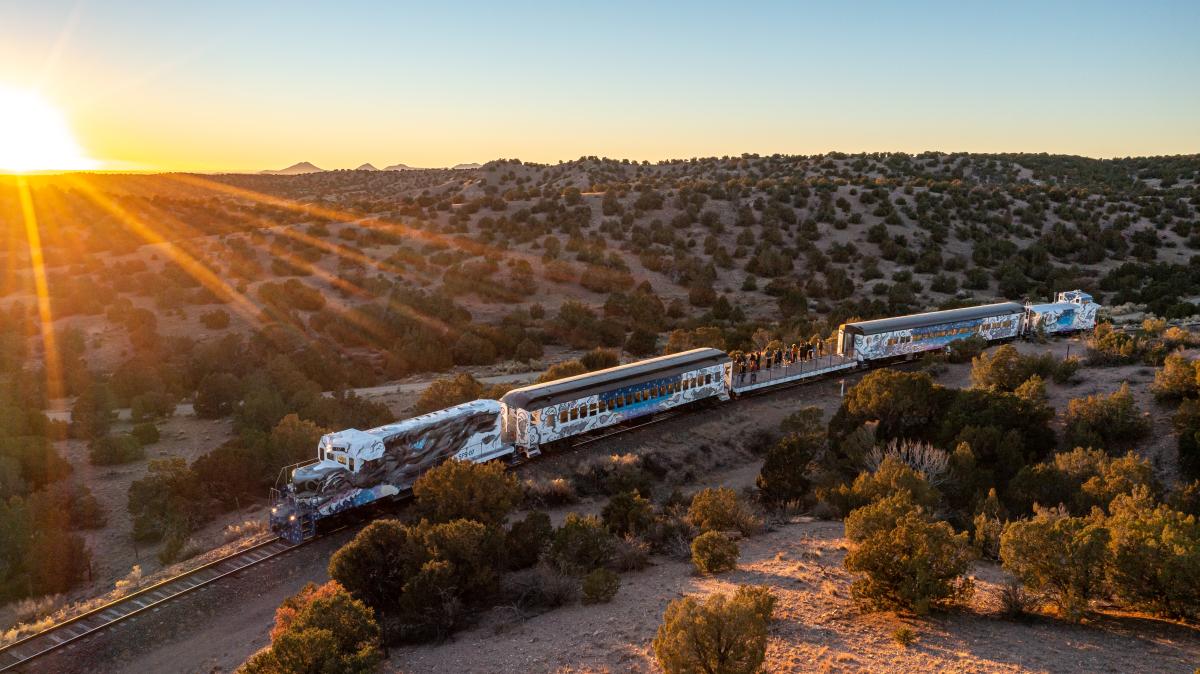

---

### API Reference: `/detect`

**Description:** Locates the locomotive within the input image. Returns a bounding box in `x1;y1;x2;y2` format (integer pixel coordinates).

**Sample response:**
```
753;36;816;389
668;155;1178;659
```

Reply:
270;290;1099;542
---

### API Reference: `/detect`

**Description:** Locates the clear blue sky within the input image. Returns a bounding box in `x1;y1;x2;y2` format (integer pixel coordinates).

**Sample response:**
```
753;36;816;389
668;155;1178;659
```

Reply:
1;0;1197;170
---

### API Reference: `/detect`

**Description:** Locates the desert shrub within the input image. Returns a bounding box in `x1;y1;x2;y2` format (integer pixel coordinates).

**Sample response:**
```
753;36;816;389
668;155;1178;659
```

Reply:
239;581;381;674
756;431;819;506
997;579;1033;620
971;344;1079;391
194;372;241;418
412;373;483;414
328;518;504;643
549;513;615;574
88;433;145;465
1085;323;1151;366
1007;447;1158;516
200;309;231;330
946;335;988;364
536;359;588;383
130;423;160;445
823;456;941;517
572;453;653;497
1000;506;1110;621
972;488;1005;560
502;563;579;611
1105;489;1200;620
523;476;578;507
581;568;621;605
892;626;918;647
506;511;553;570
653;586;776;674
844;494;975;614
602;490;654;536
1063;384;1150;454
687;488;759;536
691;531;739;574
1177;399;1200;480
412;459;522;526
610;533;651;571
1150;353;1199;400
579;347;620;371
643;509;697;559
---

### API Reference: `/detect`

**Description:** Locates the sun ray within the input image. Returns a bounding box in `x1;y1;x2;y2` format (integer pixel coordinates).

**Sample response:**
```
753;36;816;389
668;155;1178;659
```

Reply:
15;176;63;399
62;175;266;329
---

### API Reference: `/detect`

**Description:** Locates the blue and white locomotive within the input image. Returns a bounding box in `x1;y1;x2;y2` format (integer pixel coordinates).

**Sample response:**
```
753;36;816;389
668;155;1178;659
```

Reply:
271;290;1101;542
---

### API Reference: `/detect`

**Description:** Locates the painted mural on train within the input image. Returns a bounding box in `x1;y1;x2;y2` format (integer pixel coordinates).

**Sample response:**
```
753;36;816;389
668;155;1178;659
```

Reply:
513;363;728;449
286;400;504;519
1027;294;1100;335
852;313;1023;361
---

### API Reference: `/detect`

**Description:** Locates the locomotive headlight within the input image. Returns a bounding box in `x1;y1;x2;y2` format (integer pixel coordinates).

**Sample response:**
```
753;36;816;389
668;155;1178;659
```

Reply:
271;507;277;514
289;515;296;522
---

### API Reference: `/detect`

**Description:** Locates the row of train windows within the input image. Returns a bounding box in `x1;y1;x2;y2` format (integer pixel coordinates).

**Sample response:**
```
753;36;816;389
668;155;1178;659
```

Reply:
885;319;1014;347
551;373;713;425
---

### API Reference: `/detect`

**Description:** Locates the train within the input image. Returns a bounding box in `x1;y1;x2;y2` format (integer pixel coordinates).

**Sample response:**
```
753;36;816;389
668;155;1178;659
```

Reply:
269;290;1099;542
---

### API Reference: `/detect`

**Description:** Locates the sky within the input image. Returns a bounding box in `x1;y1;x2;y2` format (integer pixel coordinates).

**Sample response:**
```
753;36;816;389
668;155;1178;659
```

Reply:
0;0;1197;172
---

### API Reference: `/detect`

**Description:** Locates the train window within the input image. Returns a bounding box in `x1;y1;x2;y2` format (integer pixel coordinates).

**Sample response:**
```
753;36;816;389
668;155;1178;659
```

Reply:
348;458;356;472
705;374;712;385
570;407;578;420
559;410;567;424
590;403;599;415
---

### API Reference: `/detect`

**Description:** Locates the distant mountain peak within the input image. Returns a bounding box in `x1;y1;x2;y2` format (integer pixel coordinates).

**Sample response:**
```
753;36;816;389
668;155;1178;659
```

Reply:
355;163;380;171
260;161;324;175
451;162;481;170
383;162;417;171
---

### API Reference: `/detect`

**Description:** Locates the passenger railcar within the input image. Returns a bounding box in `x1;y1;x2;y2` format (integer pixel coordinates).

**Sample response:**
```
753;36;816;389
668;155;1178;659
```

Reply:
836;302;1024;362
1024;290;1099;335
500;348;731;456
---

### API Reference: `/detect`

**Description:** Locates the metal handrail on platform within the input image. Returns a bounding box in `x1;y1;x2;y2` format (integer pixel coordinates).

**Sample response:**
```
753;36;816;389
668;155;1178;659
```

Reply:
731;353;855;390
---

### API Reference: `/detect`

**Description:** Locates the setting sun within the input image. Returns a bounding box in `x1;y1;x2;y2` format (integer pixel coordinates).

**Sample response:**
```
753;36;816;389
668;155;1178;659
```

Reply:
0;85;95;173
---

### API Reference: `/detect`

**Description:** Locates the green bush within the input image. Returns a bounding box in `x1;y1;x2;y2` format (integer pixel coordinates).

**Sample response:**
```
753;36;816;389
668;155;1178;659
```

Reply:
1000;506;1110;621
824;456;941;517
412;459;522;526
239;581;381;674
756;431;819;506
580;347;620;371
691;531;739;574
1106;489;1200;620
506;510;553;570
581;568;621;604
1007;447;1158;516
601;490;654;536
653;586;776;674
687;488;759;536
328;518;504;643
946;336;987;364
844;494;975;614
1175;399;1200;481
549;513;615;574
1063;384;1150;454
89;434;145;465
1150;353;1199;400
131;423;160;445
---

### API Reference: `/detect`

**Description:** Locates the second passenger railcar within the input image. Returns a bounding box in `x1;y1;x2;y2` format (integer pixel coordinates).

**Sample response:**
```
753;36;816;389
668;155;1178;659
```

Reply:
500;348;731;455
837;301;1025;362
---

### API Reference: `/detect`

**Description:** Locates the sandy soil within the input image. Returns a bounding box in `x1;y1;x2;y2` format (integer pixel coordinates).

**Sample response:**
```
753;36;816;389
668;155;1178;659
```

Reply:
388;519;1199;674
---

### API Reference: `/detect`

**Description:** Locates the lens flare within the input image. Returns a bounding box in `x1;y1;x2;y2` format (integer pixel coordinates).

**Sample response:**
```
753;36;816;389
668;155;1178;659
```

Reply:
0;86;96;173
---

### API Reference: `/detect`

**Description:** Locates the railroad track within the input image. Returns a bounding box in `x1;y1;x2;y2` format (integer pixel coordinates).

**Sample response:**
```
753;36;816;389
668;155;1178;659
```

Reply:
0;536;304;672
